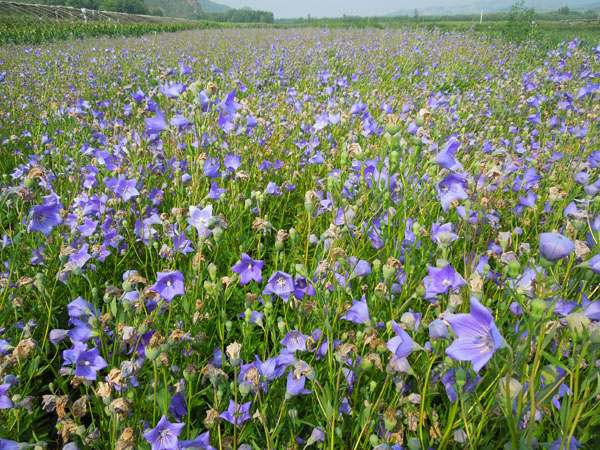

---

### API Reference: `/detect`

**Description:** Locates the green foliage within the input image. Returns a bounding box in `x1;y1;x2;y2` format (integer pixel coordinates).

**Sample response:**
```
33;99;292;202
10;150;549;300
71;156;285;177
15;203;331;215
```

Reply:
509;0;532;23
191;8;274;24
0;18;222;45
98;0;149;15
65;0;101;9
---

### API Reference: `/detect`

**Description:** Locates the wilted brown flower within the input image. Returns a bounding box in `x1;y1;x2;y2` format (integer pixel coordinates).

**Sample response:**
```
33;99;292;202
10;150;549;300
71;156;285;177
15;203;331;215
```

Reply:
56;395;70;419
109;397;132;420
13;338;36;360
72;396;88;418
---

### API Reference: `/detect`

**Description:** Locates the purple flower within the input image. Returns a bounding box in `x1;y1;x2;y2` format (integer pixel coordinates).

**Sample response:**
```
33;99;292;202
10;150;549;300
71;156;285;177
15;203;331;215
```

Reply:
353;259;371;277
285;369;311;398
263;271;295;301
424;264;466;299
0;439;20;450
171;227;194;255
574;171;589;185
131;88;145;103
160;82;186;98
341;296;370;324
203;158;221;178
77;218;97;237
179;431;216;450
49;329;69;345
280;330;308;352
28;201;63;237
429;318;448;339
187;205;213;239
386;321;415;358
0;384;13;409
431;222;458;246
143;415;185;450
435;140;463;171
444;297;504;373
442;370;458;403
150;271;185;302
219;89;242;115
168;393;187;421
549;436;581;450
67;297;96;321
294;277;315;299
170;115;191;132
539;233;574;261
145;108;167;135
231;253;263;285
69;243;91;268
224;153;241;172
265;182;281;196
115;178;139;202
219;400;251;426
208;182;226;200
585;254;600;274
308;426;325;444
436;173;468;212
62;341;107;381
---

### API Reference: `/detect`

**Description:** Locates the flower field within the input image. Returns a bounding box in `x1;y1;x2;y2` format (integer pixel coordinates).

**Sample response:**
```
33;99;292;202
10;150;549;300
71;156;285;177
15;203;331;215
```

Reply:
0;27;599;449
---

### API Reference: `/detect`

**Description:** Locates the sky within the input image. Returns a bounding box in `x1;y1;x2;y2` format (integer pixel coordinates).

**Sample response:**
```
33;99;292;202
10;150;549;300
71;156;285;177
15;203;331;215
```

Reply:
218;0;594;19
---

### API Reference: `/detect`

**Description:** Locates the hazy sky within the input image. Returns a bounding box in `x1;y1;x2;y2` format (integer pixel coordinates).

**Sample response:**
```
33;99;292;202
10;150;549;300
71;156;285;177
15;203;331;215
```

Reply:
221;0;403;18
219;0;591;19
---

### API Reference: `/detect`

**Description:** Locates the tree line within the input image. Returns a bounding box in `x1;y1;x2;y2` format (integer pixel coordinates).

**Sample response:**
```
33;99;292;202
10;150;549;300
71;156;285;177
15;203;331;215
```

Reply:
190;9;274;24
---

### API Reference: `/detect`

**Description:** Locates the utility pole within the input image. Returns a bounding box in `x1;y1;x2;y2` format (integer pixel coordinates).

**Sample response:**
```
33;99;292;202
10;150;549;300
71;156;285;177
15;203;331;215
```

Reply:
480;9;483;24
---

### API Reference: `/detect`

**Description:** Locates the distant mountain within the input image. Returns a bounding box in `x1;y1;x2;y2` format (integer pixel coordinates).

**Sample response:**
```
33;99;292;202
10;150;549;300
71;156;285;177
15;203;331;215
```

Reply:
387;0;600;16
201;0;231;13
144;0;232;18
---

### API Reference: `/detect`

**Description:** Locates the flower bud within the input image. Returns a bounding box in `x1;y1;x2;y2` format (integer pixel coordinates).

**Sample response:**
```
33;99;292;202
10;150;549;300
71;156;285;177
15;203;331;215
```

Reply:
455;367;467;391
372;259;381;273
565;312;590;341
277;319;286;335
289;228;298;244
507;260;521;279
497;376;523;402
207;263;218;281
383;410;397;431
385;123;400;134
304;200;314;214
400;312;415;331
239;382;252;397
530;298;548;321
407;437;421;450
212;227;223;242
369;435;379;448
429;318;448;339
145;347;160;361
589;325;600;344
412;221;422;235
382;264;396;281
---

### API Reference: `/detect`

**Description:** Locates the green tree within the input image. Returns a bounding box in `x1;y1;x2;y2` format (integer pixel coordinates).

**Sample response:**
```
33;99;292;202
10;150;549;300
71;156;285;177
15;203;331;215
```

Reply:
557;6;570;15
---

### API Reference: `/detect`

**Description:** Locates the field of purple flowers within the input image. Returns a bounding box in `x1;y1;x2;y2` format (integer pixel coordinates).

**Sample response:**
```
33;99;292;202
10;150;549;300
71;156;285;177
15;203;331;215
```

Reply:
0;27;599;450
